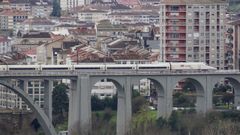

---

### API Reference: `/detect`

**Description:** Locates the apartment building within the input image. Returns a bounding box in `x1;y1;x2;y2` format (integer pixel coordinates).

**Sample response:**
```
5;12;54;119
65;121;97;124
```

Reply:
31;1;52;18
77;9;108;23
0;36;12;54
0;80;44;110
60;0;92;11
227;20;240;70
109;11;159;25
0;9;29;32
159;0;228;69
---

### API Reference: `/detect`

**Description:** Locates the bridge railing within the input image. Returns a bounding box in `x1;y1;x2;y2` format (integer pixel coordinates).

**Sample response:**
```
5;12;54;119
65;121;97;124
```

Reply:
0;70;238;76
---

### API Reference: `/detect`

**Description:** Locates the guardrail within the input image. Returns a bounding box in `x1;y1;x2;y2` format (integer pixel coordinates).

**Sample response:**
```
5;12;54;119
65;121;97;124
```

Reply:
0;70;238;77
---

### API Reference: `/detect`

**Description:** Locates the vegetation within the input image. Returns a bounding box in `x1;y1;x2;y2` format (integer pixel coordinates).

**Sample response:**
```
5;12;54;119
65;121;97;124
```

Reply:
213;82;234;109
52;83;69;125
91;95;117;111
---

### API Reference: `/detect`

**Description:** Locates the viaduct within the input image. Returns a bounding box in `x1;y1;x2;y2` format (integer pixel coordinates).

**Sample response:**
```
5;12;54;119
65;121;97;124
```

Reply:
0;70;239;135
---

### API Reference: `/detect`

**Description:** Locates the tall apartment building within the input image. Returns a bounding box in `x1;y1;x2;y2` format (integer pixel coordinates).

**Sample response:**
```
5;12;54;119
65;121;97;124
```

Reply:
60;0;91;11
0;80;45;110
159;0;228;69
227;20;240;70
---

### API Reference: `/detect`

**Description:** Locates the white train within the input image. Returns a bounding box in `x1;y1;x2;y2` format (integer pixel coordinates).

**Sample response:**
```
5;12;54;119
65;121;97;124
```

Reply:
0;62;216;72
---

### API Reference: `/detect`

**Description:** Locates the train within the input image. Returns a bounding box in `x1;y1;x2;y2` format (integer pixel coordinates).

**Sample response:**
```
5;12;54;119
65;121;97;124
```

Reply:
0;62;217;72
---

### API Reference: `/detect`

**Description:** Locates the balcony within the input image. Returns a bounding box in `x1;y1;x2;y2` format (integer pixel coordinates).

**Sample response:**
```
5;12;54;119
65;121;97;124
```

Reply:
166;8;186;12
166;22;186;26
166;43;186;47
166;29;186;33
166;50;186;54
166;57;186;62
166;15;186;19
166;36;186;40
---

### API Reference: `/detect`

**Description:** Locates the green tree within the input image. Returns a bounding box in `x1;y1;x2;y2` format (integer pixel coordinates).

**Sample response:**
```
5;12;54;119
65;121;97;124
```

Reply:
222;93;234;109
182;81;195;93
51;0;61;17
91;95;104;111
52;83;69;123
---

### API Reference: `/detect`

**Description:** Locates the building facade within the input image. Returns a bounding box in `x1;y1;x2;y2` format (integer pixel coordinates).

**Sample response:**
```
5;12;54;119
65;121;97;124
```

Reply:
0;9;29;33
0;36;12;54
159;0;228;69
60;0;92;11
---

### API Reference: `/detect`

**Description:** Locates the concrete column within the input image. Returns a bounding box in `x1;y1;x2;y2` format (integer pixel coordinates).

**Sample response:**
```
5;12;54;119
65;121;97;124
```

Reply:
157;90;165;118
195;79;205;114
196;93;205;113
68;79;81;135
232;82;240;108
18;80;28;109
79;75;91;135
43;80;53;122
165;77;173;118
205;76;215;112
117;88;125;135
124;77;132;133
234;94;240;108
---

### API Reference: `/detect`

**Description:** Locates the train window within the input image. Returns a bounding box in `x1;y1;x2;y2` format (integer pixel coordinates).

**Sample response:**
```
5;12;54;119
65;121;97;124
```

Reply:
107;67;132;69
9;68;36;70
42;68;68;70
75;67;100;70
138;67;168;69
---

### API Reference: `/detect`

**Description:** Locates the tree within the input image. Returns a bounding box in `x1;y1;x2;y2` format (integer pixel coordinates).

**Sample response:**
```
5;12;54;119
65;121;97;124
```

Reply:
91;95;104;111
222;93;234;109
182;81;195;93
51;0;61;17
52;83;69;123
132;96;147;113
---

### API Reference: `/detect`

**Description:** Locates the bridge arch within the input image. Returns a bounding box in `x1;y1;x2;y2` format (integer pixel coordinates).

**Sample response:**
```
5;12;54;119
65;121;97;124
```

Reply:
212;76;240;109
90;77;127;135
135;77;165;118
0;80;57;135
170;77;205;113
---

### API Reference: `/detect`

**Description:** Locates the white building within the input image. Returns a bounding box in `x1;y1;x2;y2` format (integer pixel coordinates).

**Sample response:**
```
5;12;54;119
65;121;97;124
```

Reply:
0;36;12;54
16;18;55;35
91;81;116;99
32;1;52;18
77;9;108;23
0;80;45;110
60;0;92;11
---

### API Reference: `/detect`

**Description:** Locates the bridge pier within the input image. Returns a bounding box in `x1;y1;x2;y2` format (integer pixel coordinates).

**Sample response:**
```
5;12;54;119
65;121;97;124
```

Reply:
117;86;126;135
205;76;215;112
157;91;165;118
44;80;53;122
68;79;81;135
79;75;91;135
68;75;92;135
19;79;28;110
165;77;174;118
116;77;132;135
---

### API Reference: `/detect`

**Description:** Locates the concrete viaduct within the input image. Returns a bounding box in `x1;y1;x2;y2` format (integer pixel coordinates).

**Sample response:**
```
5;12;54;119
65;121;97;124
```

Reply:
0;70;240;135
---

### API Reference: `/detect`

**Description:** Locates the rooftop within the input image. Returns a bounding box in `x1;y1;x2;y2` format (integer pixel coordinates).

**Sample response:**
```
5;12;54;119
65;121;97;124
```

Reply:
22;32;51;38
0;9;28;16
0;36;9;42
161;0;227;4
22;18;55;25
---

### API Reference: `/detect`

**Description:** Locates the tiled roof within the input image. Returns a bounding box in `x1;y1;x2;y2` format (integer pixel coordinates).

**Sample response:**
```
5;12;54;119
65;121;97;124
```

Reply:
22;18;55;25
22;32;51;38
21;48;36;55
0;9;28;16
161;0;227;4
69;27;96;35
117;0;140;6
0;36;9;42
